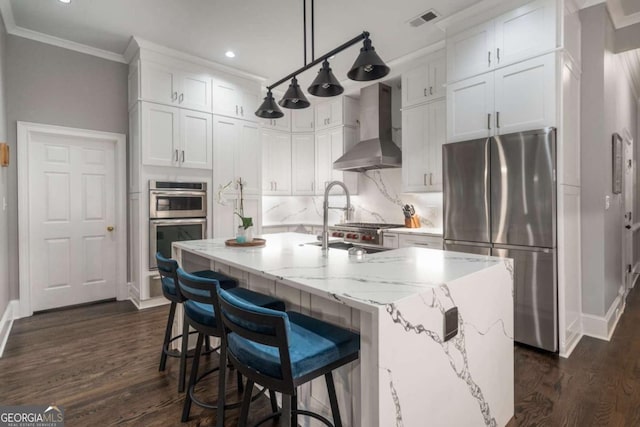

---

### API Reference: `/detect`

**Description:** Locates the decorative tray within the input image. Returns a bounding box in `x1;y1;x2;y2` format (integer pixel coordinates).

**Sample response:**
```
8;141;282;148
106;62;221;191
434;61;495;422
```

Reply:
225;238;266;247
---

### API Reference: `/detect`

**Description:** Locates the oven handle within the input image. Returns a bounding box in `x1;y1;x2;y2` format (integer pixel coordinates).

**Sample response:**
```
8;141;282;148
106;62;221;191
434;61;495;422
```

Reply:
150;190;207;197
149;218;207;226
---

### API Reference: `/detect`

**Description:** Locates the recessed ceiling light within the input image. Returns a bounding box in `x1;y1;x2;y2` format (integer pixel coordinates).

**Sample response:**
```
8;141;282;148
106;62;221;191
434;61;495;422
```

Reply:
59;0;71;3
225;51;235;58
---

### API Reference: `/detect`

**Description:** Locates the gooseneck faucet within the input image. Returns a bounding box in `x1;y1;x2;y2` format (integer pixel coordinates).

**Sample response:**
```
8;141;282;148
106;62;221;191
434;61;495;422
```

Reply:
322;180;351;251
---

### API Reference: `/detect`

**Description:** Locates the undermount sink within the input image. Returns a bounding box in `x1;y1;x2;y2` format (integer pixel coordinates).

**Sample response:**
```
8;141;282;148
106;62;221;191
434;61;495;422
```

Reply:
304;241;355;251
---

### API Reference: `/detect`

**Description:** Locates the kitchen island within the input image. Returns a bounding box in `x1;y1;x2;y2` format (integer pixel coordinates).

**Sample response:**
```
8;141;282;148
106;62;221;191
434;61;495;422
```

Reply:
172;233;514;427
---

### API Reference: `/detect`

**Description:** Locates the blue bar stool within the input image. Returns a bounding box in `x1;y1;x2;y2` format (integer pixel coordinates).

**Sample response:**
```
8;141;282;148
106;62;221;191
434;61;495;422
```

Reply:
177;268;286;426
217;287;361;427
156;252;239;393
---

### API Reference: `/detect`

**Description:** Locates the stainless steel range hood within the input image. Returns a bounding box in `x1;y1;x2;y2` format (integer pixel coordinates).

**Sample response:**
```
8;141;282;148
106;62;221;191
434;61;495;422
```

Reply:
333;83;401;172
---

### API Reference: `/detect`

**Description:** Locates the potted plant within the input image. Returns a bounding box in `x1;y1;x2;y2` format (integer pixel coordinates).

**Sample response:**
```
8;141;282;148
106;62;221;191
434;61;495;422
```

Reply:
218;177;253;243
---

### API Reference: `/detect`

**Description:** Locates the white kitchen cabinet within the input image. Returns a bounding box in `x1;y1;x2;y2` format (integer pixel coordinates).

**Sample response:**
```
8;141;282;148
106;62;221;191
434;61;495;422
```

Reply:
262;129;292;195
212;75;260;121
141;102;212;169
402;51;446;108
291;107;315;133
213;116;261;197
140;61;212;112
398;234;443;249
315;96;359;131
402;99;446;192
291;133;316;195
382;232;399;249
493;53;556;135
446;73;495;142
261;107;291;132
446;0;556;83
315;127;358;196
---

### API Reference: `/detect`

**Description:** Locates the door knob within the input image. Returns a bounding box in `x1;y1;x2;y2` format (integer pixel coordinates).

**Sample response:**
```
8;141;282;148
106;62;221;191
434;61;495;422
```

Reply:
107;226;115;232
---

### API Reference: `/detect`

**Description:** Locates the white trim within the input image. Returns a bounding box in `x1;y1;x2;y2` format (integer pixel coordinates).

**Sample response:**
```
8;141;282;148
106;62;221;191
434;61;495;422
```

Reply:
559;317;582;358
17;122;128;317
0;300;19;358
581;292;626;341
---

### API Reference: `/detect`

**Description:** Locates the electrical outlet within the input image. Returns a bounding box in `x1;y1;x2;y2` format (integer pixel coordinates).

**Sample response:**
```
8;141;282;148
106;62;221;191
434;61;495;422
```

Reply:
605;195;610;210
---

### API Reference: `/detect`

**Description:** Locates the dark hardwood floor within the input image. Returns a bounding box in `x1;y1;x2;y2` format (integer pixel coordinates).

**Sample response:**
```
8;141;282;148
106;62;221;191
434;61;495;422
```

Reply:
2;286;640;426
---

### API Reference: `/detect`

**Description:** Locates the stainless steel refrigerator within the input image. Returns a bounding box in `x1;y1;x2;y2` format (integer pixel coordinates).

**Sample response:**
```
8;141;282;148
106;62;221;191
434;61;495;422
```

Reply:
443;128;557;352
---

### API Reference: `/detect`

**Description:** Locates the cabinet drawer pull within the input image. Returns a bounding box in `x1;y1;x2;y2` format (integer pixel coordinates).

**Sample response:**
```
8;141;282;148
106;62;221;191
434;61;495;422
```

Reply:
181;150;185;163
496;111;500;129
430;86;433;95
175;149;179;162
423;173;427;186
487;113;491;130
497;48;500;64
424;88;427;97
179;93;184;103
172;91;178;101
430;173;433;186
488;51;491;67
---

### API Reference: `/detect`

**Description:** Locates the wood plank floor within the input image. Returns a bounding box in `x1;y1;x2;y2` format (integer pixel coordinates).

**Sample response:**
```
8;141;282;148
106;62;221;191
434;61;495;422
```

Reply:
1;286;640;426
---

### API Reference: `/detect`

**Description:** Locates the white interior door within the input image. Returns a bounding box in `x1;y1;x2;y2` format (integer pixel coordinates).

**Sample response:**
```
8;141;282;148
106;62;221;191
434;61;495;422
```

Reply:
27;133;118;311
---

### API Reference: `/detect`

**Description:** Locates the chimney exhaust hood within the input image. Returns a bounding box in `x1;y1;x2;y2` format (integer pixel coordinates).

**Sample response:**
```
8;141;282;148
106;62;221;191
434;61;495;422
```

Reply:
333;83;401;172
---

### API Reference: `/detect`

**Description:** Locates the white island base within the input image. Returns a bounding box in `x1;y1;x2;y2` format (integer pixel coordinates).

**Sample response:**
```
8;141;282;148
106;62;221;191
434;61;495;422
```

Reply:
173;233;514;427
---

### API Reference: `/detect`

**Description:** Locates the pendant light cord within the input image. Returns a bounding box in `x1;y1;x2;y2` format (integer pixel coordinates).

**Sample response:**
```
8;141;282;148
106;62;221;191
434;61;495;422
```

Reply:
311;0;315;61
303;0;307;66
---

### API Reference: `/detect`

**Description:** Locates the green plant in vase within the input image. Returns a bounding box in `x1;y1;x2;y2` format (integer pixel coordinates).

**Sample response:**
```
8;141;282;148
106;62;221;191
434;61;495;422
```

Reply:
234;178;253;243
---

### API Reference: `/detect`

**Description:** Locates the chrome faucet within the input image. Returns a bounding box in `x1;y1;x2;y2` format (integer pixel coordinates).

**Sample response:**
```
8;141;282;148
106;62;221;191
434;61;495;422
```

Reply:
322;181;351;251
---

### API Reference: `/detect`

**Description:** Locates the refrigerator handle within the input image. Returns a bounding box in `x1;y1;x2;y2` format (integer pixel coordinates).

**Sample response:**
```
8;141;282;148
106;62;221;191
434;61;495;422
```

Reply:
484;139;491;234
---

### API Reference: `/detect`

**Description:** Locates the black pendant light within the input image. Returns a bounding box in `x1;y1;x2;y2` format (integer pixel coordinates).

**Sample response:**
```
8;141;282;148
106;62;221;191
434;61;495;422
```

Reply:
308;60;344;97
255;90;284;118
347;35;390;81
279;77;311;109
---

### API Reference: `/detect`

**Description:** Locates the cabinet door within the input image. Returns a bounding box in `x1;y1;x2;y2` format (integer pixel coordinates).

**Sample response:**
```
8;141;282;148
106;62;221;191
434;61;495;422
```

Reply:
446;73;495;142
141;102;179;167
292;134;316;195
494;0;556;67
328;98;343;128
212;78;240;118
401;105;429;192
262;108;291;131
398;234;443;249
315;131;333;194
427;100;446;191
213;116;238;194
262;130;291;195
315;98;343;130
329;128;345;183
292;108;315;133
342;126;359;195
180;110;212;169
428;54;447;99
141;62;177;106
240;87;260;122
178;72;212;112
494;53;556;135
402;64;429;108
236;122;261;196
446;21;495;82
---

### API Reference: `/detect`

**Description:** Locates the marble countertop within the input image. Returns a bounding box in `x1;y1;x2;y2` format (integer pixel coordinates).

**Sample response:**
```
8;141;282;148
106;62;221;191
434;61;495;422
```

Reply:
174;232;502;312
384;227;443;236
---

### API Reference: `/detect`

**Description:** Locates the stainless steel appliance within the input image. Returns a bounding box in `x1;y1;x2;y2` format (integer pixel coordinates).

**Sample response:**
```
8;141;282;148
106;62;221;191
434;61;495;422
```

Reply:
149;181;208;269
149;181;207;219
443;127;557;352
329;223;405;247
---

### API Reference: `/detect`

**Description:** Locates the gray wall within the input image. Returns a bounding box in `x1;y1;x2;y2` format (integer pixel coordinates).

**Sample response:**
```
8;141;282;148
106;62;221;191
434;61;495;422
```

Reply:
5;35;128;303
580;4;638;317
0;17;9;317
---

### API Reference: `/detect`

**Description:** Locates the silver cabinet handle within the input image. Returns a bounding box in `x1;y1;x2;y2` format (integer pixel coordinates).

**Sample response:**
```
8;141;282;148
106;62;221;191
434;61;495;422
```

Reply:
430;86;433;95
172;91;178;101
175;149;179;162
496;111;500;129
179;93;184;103
424;88;427;97
497;48;500;64
181;150;185;163
488;51;491;67
240;106;244;116
430;173;433;186
236;105;239;115
423;173;427;186
487;113;492;130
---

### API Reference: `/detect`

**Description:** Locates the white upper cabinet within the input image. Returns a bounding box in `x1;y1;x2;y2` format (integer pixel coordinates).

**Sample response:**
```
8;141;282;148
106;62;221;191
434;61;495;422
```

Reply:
402;99;446;192
402;51;447;108
261;129;292;195
291;133;316;195
446;73;495;142
212;75;260;121
493;53;556;135
141;102;212;169
261;105;291;132
140;61;212;112
236;122;261;195
446;0;556;83
291;107;315;133
315;96;359;131
315;127;358;195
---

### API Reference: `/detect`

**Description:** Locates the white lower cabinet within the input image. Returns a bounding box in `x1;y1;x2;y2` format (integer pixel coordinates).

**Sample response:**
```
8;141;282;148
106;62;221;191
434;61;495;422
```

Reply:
402;99;446;192
398;234;443;249
291;133;316;195
315;127;358;195
262;129;292;195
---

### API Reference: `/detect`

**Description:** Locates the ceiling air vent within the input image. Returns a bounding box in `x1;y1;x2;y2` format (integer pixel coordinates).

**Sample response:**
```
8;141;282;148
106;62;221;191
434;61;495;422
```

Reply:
408;9;441;27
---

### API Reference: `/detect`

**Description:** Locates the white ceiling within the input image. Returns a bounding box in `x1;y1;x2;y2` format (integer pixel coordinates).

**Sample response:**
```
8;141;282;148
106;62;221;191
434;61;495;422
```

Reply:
3;0;481;87
608;0;640;28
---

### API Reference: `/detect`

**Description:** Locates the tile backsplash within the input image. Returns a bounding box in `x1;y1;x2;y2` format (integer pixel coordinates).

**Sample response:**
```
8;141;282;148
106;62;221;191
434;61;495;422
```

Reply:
262;169;443;227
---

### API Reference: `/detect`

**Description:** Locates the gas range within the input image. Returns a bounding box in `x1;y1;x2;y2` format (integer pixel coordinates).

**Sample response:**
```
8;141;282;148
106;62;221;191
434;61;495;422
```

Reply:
329;223;405;247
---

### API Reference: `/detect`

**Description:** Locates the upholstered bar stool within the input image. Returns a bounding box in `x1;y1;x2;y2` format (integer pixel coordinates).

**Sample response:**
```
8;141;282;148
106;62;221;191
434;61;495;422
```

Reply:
156;252;238;393
177;269;285;426
217;287;361;427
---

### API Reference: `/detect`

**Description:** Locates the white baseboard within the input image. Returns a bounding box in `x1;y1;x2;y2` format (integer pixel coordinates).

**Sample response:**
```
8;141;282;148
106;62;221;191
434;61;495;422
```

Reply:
129;295;169;310
0;300;19;358
582;293;626;341
559;317;582;358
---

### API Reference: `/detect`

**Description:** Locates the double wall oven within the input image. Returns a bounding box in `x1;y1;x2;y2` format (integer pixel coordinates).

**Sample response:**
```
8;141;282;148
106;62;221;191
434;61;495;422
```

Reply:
149;181;207;269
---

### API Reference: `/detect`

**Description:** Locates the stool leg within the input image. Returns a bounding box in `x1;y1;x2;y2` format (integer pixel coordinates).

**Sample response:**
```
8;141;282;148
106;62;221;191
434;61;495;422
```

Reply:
237;371;244;394
159;301;177;372
291;388;298;427
325;372;342;427
216;339;227;427
281;394;292;427
205;335;212;352
178;312;190;393
238;379;255;427
269;390;278;414
181;332;204;422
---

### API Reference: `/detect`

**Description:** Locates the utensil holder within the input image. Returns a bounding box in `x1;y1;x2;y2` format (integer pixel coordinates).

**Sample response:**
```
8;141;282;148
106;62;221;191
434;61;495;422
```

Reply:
404;215;421;228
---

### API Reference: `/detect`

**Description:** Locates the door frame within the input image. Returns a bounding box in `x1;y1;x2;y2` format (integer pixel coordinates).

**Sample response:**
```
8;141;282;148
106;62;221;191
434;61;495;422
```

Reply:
17;122;127;317
620;128;636;289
